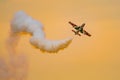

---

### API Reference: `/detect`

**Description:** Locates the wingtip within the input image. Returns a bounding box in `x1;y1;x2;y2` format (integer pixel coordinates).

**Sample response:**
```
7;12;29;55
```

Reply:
88;35;92;37
68;21;71;23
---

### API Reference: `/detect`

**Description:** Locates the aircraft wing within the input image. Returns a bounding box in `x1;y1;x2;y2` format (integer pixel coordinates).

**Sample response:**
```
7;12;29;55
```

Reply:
68;21;77;27
83;30;91;37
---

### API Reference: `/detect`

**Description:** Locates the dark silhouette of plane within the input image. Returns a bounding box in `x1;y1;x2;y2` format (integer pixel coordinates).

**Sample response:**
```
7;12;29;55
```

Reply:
69;21;91;37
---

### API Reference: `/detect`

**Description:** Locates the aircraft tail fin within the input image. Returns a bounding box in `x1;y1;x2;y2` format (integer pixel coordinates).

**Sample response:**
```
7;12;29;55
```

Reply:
81;23;85;28
72;30;81;36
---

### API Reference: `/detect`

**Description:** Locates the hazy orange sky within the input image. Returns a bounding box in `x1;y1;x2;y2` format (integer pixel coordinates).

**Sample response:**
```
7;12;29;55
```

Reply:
0;0;120;80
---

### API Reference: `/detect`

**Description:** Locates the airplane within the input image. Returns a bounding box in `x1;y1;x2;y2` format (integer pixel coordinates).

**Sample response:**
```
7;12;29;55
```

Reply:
68;21;91;37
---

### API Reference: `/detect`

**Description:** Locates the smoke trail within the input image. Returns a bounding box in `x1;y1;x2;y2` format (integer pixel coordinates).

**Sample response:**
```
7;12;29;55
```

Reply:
9;54;28;80
4;26;28;80
0;11;72;80
10;11;72;53
0;58;11;80
0;54;28;80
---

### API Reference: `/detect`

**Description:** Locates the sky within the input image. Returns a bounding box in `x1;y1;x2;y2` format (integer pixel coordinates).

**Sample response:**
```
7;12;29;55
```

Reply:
0;0;120;80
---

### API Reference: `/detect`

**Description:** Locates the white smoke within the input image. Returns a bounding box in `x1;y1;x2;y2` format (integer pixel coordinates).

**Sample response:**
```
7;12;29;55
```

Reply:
10;11;72;53
0;11;72;80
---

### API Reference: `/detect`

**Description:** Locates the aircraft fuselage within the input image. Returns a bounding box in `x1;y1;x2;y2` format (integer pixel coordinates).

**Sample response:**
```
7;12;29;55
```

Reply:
74;26;83;33
74;23;85;33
